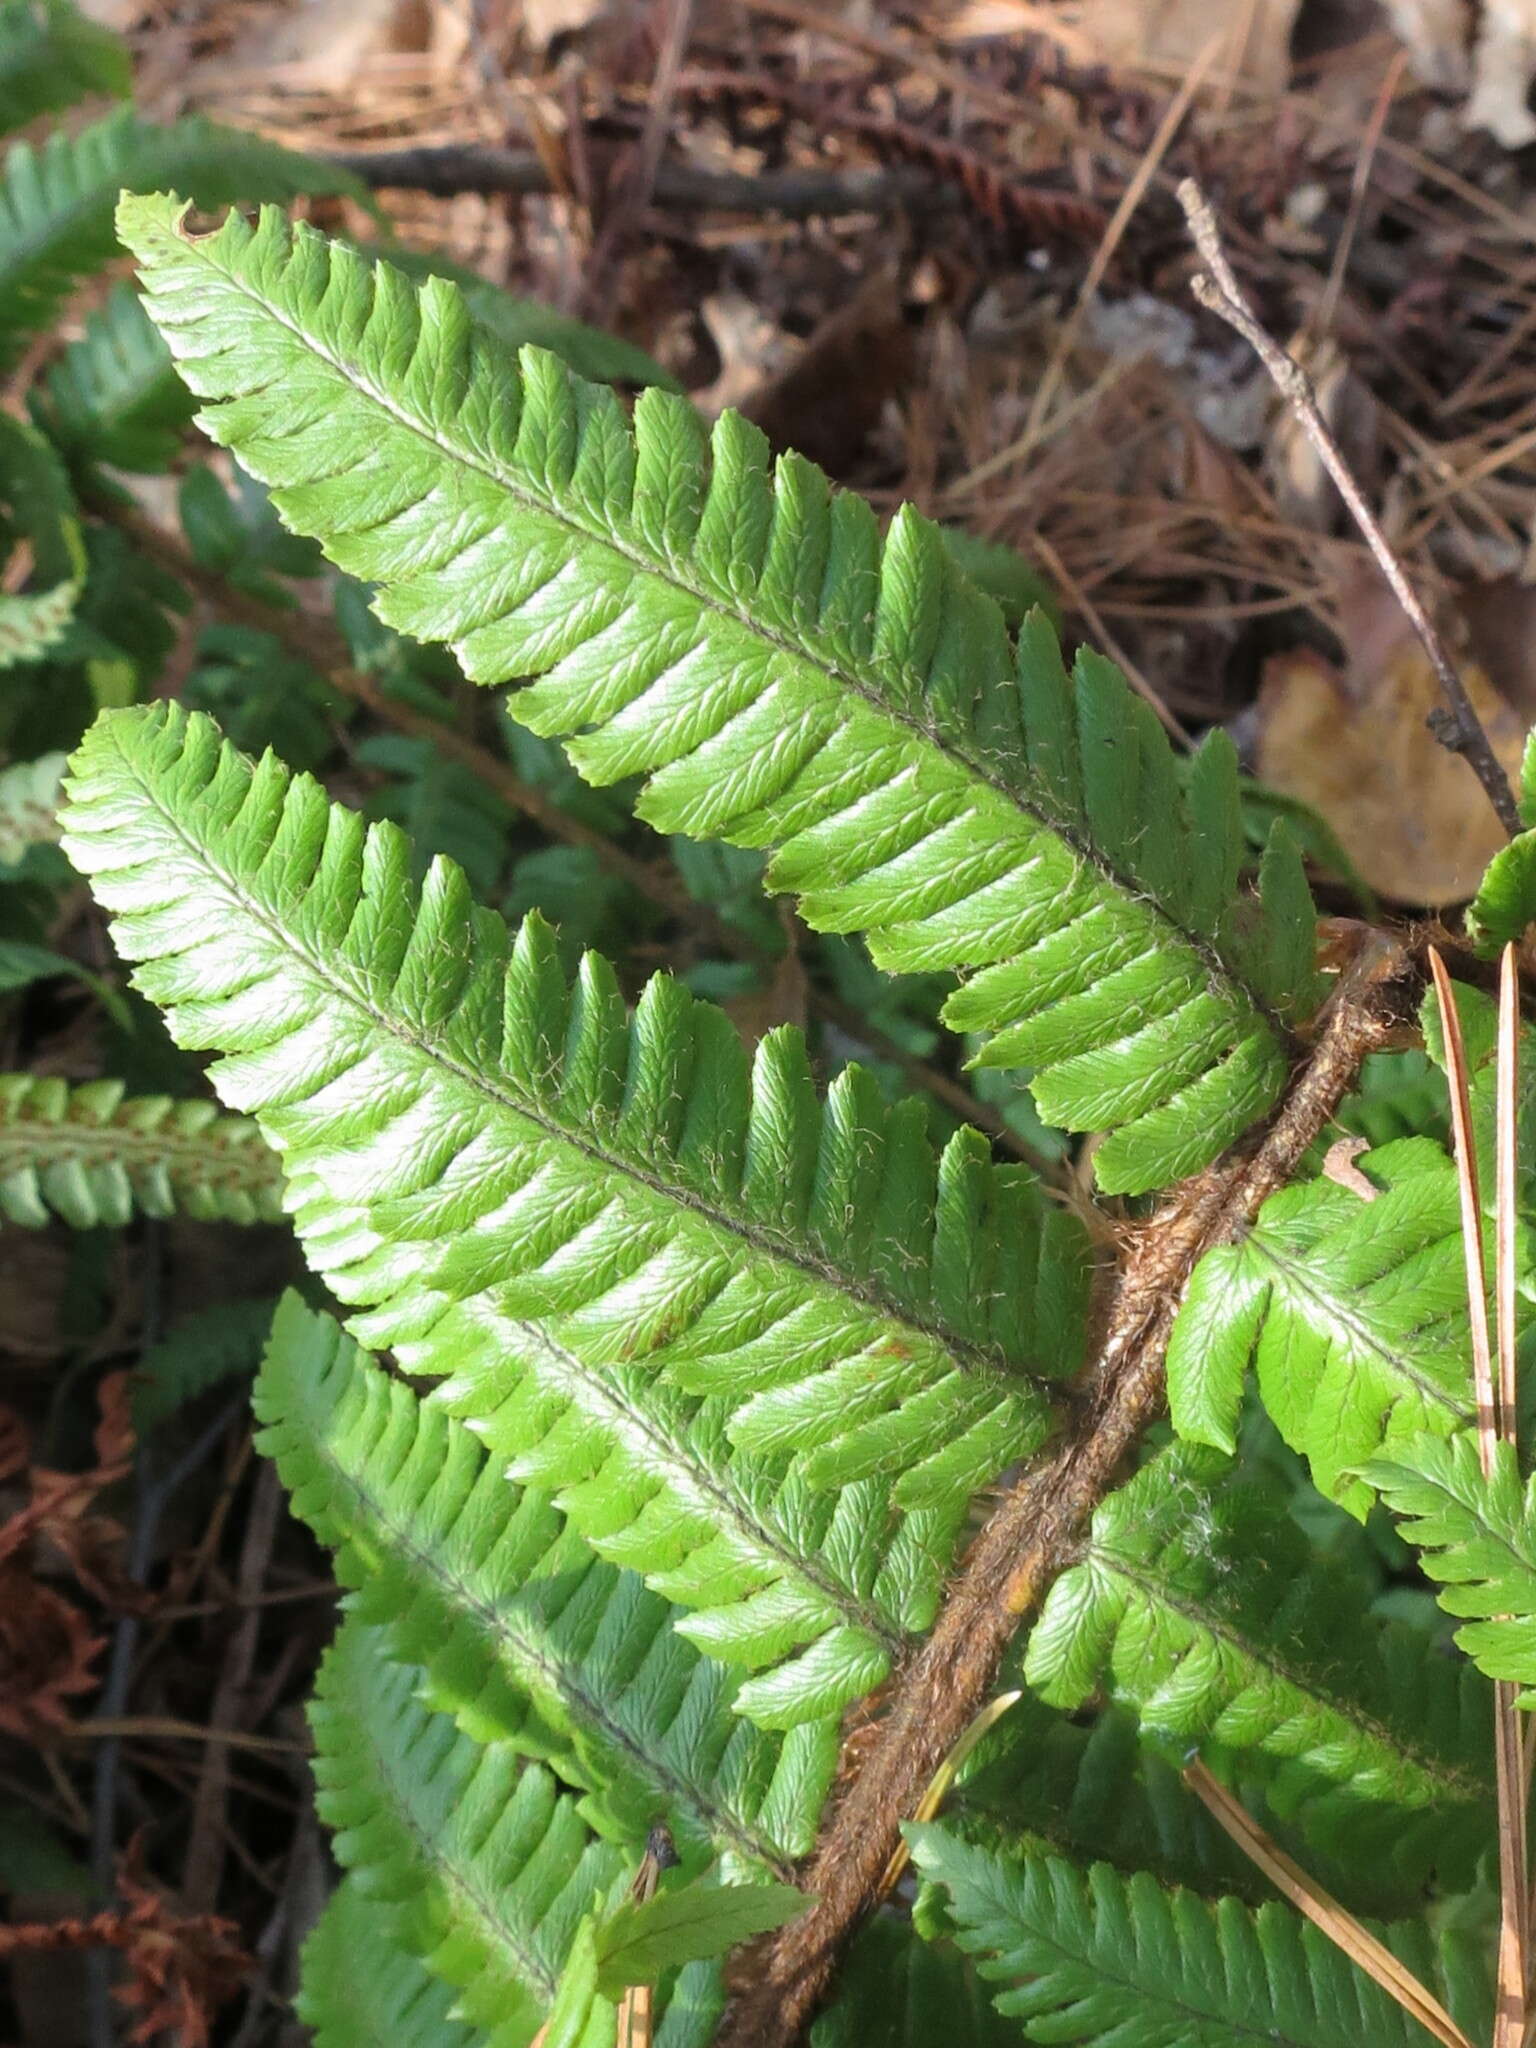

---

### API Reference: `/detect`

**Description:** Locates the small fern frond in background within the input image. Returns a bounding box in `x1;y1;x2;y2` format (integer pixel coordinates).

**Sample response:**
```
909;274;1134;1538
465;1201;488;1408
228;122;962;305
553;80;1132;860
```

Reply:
1023;1443;1492;1887
0;750;65;864
117;194;1327;1195
255;1296;838;1870
62;702;1092;1724
299;1880;487;2048
0;113;366;369
1365;1432;1536;1701
0;0;128;138
1167;1138;1491;1512
908;1823;1485;2048
0;1072;284;1226
34;281;193;474
0;413;84;670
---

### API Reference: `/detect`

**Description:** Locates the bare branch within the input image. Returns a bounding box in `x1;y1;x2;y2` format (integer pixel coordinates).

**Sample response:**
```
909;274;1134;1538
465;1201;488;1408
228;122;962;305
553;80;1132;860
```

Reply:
1177;176;1522;840
323;143;938;220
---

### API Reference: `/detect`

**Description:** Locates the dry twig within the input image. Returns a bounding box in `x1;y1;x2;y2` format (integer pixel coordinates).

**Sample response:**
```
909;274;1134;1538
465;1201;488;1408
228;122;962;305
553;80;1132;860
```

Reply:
719;940;1406;2048
1178;178;1522;837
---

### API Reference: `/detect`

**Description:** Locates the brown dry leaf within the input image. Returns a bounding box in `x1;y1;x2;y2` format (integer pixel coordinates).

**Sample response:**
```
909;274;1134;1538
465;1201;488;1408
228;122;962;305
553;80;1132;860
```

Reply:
1466;0;1536;144
1079;0;1302;91
0;1839;250;2048
1256;619;1525;907
0;1565;103;1738
740;270;915;478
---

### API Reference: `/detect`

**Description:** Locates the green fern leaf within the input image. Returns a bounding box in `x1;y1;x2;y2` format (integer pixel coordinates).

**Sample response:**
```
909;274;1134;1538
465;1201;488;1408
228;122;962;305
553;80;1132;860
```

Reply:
255;1294;838;1870
311;1613;628;2048
372;243;680;391
35;281;192;473
298;1881;488;2048
115;193;1324;1195
0;111;366;368
1466;830;1536;956
1023;1443;1492;1886
1167;1137;1488;1514
0;750;65;864
0;1071;284;1226
907;1822;1458;2048
63;701;1090;1723
0;0;129;138
809;1910;1024;2048
134;1296;279;1431
952;1697;1361;1909
0;413;84;669
1363;1431;1536;1700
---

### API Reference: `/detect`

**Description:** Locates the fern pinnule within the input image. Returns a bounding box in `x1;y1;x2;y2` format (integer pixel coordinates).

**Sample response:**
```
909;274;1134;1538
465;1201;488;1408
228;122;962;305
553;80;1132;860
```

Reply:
1024;1443;1493;1889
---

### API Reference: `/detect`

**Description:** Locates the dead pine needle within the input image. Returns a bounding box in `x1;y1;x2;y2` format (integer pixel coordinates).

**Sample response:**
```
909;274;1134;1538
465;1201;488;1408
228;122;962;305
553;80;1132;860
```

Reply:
1183;1760;1475;2048
876;1689;1023;1900
1430;946;1528;2045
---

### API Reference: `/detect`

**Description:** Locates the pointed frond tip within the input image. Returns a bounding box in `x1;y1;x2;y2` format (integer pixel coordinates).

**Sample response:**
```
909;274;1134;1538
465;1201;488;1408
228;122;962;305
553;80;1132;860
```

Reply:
115;190;1326;1195
61;699;1092;1724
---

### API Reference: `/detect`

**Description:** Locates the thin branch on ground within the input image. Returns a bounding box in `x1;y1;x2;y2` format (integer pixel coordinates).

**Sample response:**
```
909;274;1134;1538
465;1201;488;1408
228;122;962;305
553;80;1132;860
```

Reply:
324;143;937;219
717;932;1408;2048
1177;177;1522;838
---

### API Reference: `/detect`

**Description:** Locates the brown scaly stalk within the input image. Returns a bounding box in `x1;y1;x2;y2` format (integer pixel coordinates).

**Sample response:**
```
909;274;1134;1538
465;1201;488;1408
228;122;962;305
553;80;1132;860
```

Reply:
718;932;1408;2048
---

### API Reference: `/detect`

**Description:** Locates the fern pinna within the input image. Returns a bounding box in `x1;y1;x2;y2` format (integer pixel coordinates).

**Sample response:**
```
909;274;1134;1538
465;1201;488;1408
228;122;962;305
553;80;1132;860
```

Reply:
114;191;1323;1198
47;172;1536;2048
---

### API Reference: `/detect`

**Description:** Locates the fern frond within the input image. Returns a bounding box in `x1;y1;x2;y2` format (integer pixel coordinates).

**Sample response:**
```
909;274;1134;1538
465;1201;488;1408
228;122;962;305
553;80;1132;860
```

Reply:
1364;1431;1536;1700
0;1072;284;1226
298;1881;487;2048
908;1823;1464;2048
1023;1443;1492;1886
311;1613;627;2048
0;413;84;669
955;1697;1305;1907
373;242;681;391
0;0;129;138
134;1296;279;1430
0;750;65;864
35;282;192;473
116;193;1326;1195
0;112;365;367
63;702;1090;1724
1167;1137;1488;1514
809;1910;1022;2048
256;1295;837;1870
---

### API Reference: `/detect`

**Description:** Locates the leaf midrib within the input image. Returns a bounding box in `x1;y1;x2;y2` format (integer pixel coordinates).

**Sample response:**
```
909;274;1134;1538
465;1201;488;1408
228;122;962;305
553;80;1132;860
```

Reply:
1097;1551;1490;1808
314;1419;794;1872
360;1676;562;2002
104;717;1027;1388
960;1866;1396;2048
168;216;1287;1043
